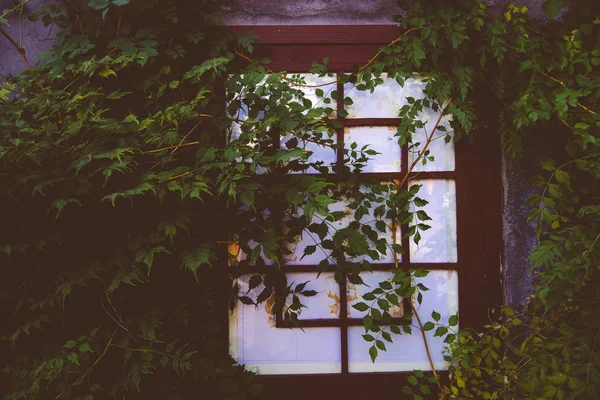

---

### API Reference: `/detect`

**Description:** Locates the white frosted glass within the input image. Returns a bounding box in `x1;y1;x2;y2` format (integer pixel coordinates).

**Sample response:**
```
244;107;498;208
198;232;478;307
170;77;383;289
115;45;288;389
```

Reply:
348;270;458;372
409;180;457;263
410;110;455;172
233;238;276;267
286;187;400;266
344;75;427;119
294;73;337;113
286;272;340;319
344;127;401;172
286;199;351;265
229;275;341;375
229;73;336;142
347;271;405;319
281;132;337;174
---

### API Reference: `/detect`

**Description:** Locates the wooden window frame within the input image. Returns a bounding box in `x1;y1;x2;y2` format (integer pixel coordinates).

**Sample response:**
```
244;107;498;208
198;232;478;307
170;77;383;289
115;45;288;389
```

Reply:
226;25;503;399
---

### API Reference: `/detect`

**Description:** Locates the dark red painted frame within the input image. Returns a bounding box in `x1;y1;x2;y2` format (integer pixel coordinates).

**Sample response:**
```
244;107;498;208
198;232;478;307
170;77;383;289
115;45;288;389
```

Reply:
227;25;503;400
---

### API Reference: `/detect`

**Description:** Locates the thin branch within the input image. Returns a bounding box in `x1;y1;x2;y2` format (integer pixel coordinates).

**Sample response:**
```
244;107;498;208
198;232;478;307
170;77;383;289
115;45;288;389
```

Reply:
389;100;451;388
397;99;453;189
0;26;44;90
0;25;67;129
541;72;598;116
167;171;190;181
411;302;442;388
0;0;32;19
109;344;197;367
150;121;202;169
358;26;424;73
80;335;113;380
143;141;199;154
116;12;122;37
104;287;123;323
100;292;164;343
54;334;115;399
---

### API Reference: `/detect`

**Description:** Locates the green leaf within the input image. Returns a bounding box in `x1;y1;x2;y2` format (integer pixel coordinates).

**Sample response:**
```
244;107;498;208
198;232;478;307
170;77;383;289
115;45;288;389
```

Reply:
448;314;459;327
88;0;109;10
369;345;378;362
541;0;567;18
434;326;448;337
423;322;435;331
64;340;78;349
79;343;93;353
67;352;79;365
181;245;213;273
353;302;369;312
431;310;441;322
184;58;229;81
362;334;375;342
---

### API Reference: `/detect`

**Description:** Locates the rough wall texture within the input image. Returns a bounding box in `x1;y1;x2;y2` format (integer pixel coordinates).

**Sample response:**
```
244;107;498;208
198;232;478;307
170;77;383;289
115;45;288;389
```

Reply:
0;0;559;308
220;0;554;25
0;0;56;78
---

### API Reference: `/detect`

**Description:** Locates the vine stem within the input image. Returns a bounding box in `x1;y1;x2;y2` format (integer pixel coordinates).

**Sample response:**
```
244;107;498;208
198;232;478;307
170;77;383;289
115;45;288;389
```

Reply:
411;302;441;388
541;72;598;116
143;141;199;153
397;98;453;189
390;100;452;388
0;25;67;129
0;26;45;91
0;0;31;19
54;334;115;399
537;154;594;221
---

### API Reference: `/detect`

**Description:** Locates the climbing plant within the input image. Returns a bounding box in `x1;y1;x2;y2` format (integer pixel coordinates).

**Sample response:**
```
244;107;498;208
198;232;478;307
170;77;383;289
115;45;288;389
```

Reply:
0;0;598;399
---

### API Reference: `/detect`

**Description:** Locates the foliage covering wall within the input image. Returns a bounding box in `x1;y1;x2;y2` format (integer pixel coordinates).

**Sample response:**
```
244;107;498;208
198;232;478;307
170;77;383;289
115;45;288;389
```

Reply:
0;0;599;399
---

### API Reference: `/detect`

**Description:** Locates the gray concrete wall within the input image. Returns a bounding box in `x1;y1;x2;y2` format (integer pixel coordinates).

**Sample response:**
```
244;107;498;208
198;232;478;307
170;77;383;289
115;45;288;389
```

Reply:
220;0;554;25
0;0;56;78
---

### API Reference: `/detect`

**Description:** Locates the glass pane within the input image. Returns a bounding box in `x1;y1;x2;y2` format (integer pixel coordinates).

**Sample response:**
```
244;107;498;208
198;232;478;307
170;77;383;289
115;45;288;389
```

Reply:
344;74;427;119
409;180;457;263
347;271;405;319
285;272;340;319
348;270;458;372
409;110;455;172
281;131;337;174
344;127;401;173
229;274;341;375
229;73;337;141
285;199;352;266
294;73;338;114
286;186;400;266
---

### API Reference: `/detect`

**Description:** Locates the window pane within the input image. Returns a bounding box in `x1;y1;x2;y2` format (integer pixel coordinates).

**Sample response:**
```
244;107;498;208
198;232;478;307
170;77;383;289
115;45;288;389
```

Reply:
286;272;340;319
409;180;457;263
285;199;351;266
294;73;338;113
347;271;405;319
229;274;341;375
281;131;337;174
229;73;337;141
409;111;455;172
348;270;458;372
344;127;401;172
286;186;400;266
344;74;426;118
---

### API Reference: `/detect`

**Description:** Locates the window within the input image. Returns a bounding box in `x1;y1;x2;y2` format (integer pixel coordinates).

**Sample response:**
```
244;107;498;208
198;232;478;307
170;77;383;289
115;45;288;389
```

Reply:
226;26;502;399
